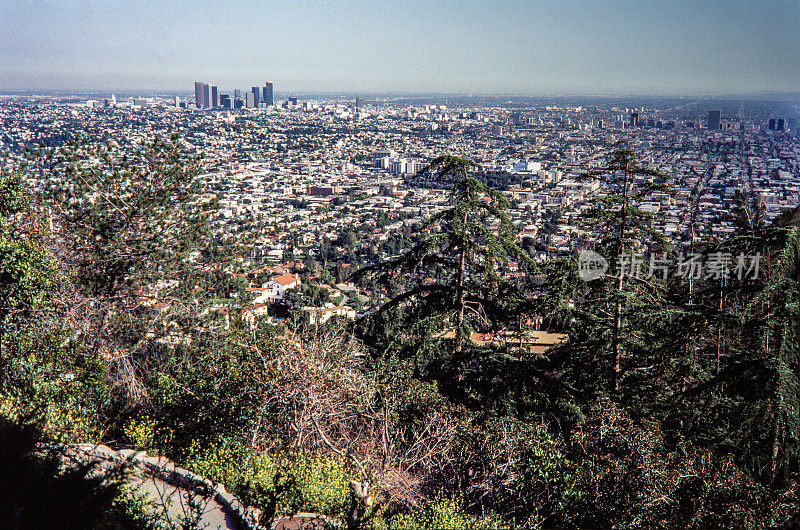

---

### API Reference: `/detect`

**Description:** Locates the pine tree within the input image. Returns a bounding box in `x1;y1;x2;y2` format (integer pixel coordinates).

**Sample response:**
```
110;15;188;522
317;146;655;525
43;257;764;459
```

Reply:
572;146;674;397
682;207;800;484
355;154;532;371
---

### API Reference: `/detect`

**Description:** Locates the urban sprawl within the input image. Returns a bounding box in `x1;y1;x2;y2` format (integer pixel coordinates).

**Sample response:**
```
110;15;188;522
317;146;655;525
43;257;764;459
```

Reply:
2;85;799;324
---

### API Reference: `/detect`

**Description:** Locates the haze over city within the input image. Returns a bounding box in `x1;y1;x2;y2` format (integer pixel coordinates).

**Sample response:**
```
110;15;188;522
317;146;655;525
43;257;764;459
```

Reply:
2;0;800;95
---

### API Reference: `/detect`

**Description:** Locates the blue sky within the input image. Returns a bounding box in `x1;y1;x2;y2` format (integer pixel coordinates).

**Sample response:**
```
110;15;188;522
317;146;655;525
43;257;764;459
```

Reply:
1;0;798;95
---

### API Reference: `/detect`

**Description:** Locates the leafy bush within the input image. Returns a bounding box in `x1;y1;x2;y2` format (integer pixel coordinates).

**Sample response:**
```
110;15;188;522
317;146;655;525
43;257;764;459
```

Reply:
1;340;110;444
111;483;175;530
182;436;357;523
388;494;505;529
123;415;174;454
566;399;794;528
248;452;354;519
389;495;470;529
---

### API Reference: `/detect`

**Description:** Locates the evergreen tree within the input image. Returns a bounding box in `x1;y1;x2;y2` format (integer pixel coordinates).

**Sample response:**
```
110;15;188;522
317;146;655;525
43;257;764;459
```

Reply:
572;146;674;397
350;155;573;423
356;155;532;359
682;206;800;484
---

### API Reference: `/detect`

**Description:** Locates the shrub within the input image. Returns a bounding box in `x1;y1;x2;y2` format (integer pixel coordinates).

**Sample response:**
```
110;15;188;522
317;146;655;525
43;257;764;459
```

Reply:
388;494;506;529
182;436;357;524
248;452;354;519
389;494;471;529
123;415;174;454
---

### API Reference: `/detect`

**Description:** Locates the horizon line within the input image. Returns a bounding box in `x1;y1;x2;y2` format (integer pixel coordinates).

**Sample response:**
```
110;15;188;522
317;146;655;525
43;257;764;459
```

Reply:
2;87;799;100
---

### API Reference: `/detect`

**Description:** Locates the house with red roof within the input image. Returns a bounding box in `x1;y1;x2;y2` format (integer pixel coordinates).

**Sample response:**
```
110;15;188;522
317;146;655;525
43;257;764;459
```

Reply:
266;273;301;300
248;273;302;304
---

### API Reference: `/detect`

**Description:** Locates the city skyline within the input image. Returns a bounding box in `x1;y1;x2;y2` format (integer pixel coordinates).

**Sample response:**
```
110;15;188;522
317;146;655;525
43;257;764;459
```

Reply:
2;1;800;96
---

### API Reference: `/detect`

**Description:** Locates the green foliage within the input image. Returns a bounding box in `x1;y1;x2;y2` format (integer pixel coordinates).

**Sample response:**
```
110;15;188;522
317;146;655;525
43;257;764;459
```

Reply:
136;325;282;452
507;440;578;522
567;399;791;528
283;281;331;313
253;452;354;520
40;134;213;298
0;168;108;444
678;223;800;484
0;169;54;337
579;146;673;256
388;494;508;529
389;494;473;529
1;337;110;443
356;154;534;378
182;436;356;523
457;417;579;527
0;172;27;220
372;355;578;526
111;483;177;530
4;143;800;529
0;209;52;313
572;146;675;396
30;135;218;409
123;415;174;454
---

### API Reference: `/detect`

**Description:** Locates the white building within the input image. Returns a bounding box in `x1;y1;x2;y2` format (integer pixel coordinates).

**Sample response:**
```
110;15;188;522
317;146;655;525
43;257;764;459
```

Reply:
248;272;301;304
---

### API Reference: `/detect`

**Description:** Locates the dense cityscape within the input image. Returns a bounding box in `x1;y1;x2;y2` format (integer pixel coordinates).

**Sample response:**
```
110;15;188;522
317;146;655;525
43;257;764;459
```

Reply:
3;1;800;528
3;87;799;322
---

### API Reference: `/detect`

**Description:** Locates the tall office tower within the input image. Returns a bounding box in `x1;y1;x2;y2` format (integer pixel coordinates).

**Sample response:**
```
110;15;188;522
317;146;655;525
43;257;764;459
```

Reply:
251;87;260;107
289;96;298;106
708;109;722;130
194;82;206;108
246;92;255;108
234;97;244;109
175;96;181;107
769;118;776;130
355;97;364;109
262;82;274;106
202;84;210;108
777;118;785;131
234;89;242;99
210;85;219;108
220;94;232;109
629;112;639;127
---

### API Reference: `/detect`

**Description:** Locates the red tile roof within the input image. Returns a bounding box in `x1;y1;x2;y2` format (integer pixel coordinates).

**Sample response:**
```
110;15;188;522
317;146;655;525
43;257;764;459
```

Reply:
272;273;299;286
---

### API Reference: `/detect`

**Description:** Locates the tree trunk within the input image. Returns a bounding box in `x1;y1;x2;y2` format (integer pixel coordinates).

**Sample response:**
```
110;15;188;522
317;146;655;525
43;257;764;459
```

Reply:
455;206;469;352
612;156;630;396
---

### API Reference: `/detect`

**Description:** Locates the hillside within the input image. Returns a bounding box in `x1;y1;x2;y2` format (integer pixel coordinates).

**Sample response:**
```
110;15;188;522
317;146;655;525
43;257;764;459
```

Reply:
1;148;799;529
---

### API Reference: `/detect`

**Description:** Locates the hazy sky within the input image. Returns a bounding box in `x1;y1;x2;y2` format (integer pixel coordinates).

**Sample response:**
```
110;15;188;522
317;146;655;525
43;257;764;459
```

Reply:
1;0;799;95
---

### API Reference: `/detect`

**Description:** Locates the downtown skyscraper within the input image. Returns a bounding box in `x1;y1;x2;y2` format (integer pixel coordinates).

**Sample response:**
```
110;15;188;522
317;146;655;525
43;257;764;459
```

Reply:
194;81;212;108
210;85;219;108
262;82;274;107
708;109;721;130
194;80;275;109
194;81;207;108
